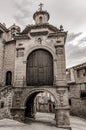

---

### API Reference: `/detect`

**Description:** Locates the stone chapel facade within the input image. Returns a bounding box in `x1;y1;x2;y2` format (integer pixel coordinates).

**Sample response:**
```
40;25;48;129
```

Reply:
0;5;71;129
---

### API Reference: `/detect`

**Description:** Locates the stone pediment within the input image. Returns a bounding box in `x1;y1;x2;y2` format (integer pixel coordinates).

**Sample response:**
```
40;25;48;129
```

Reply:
22;24;59;35
30;31;48;36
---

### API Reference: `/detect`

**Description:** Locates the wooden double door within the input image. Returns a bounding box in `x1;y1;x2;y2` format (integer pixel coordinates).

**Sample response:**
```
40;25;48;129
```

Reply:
26;49;53;86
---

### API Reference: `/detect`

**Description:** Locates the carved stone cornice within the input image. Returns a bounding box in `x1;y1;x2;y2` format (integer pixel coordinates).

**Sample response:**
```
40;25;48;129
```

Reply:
14;35;30;40
30;31;48;36
48;32;67;38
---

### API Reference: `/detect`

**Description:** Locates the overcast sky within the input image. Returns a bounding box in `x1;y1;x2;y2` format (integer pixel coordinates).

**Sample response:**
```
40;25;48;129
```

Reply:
0;0;86;68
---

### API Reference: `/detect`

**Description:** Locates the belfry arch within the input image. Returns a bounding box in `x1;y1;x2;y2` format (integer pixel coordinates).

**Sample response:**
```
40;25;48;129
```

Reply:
26;49;54;86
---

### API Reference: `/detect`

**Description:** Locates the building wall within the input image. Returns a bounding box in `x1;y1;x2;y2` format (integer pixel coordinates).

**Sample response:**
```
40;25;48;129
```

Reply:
36;92;55;113
0;41;4;86
2;42;16;86
67;64;86;119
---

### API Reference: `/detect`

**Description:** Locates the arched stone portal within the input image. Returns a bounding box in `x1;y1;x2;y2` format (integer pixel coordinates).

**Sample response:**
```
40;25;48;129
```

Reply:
26;49;53;86
11;87;70;129
24;90;56;119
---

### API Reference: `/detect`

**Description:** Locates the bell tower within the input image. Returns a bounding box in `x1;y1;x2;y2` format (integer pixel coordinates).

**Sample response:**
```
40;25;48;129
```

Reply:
33;3;50;24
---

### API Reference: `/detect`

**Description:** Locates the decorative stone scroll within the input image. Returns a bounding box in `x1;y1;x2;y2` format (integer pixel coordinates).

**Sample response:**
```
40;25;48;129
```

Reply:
16;48;24;57
54;44;63;55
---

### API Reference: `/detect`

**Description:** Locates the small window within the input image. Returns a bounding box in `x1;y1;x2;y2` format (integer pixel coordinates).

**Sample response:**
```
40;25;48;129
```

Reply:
77;70;80;78
69;99;71;106
83;68;86;76
1;102;4;108
68;86;70;91
66;70;71;80
39;16;42;24
80;91;86;98
6;71;12;85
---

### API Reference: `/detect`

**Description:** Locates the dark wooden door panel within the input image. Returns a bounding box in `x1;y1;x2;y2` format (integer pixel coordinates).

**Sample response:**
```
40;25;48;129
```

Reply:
26;49;53;86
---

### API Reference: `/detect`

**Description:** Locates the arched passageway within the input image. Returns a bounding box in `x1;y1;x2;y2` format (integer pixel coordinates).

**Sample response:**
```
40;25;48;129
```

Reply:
26;49;53;86
24;90;56;122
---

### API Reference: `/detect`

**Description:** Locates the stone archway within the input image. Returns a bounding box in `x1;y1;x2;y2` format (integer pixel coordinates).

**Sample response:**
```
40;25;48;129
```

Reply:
11;87;70;129
24;89;57;120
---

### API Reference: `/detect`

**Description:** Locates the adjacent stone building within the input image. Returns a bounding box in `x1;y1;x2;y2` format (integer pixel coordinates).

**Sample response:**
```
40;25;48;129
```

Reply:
0;5;71;129
35;91;55;113
66;62;86;119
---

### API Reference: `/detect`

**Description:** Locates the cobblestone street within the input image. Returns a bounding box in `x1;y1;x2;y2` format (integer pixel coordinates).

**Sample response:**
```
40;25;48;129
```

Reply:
0;112;86;130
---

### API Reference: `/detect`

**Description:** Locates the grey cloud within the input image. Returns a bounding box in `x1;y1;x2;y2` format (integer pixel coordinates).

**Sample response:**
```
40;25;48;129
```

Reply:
13;0;32;26
78;37;86;44
67;32;82;42
65;41;86;67
48;0;86;32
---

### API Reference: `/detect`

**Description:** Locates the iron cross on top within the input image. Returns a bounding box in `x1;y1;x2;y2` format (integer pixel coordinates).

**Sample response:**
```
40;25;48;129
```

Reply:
39;3;44;11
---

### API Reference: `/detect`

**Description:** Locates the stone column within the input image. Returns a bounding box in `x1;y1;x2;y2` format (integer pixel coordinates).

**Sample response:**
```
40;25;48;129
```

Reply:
53;59;58;86
55;107;71;129
54;44;67;86
55;88;71;129
23;60;27;86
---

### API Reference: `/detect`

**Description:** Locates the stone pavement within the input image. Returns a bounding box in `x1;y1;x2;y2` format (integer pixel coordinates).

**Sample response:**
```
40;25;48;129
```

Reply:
0;112;86;130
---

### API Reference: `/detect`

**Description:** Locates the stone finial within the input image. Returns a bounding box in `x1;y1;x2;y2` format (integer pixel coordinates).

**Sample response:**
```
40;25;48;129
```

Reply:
60;25;64;31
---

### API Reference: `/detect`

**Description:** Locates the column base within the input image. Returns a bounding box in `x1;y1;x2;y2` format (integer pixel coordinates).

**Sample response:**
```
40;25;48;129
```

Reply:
55;107;71;129
10;107;25;122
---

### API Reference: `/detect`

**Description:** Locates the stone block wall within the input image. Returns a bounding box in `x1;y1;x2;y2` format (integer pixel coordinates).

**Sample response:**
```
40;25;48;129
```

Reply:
0;42;4;86
0;87;14;119
69;84;86;119
2;42;16;86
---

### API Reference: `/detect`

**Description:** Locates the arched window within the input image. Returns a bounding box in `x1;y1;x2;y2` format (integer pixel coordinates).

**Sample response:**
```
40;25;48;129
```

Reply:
69;99;71;106
1;101;4;108
39;16;42;24
6;71;12;85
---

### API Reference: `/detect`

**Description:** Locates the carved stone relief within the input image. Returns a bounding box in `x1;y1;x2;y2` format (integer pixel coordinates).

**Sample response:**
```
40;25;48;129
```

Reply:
56;90;65;107
54;45;63;55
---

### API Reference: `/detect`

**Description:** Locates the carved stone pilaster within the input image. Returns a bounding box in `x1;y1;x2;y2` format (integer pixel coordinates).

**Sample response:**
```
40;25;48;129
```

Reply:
56;89;65;107
14;90;23;107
